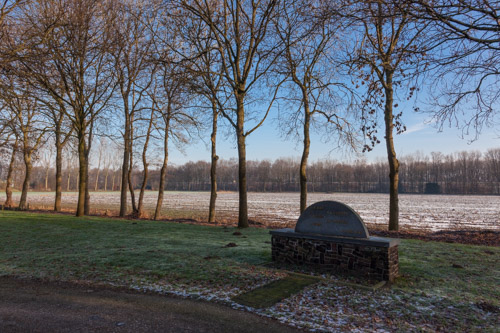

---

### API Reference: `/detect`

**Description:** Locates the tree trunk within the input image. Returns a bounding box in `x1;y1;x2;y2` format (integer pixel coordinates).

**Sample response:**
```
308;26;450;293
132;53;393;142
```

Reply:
44;168;49;191
84;127;92;215
67;172;71;192
94;143;102;192
154;117;170;221
300;95;311;214
236;95;248;228
384;75;399;231
19;152;32;210
127;131;138;215
84;168;90;215
208;100;218;223
137;110;154;217
128;164;137;213
54;141;63;211
4;139;18;208
119;116;130;217
137;168;149;217
104;169;109;191
94;169;100;191
76;134;87;217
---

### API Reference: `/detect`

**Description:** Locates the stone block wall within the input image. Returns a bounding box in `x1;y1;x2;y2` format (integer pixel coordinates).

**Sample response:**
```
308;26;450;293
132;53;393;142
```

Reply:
271;234;399;282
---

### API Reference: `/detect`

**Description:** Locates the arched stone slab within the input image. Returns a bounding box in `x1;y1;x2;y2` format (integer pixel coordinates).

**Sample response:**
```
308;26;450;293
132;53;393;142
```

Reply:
295;201;369;239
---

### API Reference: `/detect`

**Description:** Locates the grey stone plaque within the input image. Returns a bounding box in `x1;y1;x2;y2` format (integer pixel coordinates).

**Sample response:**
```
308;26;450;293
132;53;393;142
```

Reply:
295;201;369;239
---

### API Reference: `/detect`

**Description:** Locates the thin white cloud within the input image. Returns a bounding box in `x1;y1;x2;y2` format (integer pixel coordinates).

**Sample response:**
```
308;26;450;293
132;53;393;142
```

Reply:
403;122;427;135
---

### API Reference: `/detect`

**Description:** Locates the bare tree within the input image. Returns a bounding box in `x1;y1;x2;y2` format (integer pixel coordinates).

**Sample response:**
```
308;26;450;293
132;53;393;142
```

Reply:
39;145;54;191
32;86;74;208
0;1;25;192
93;137;106;191
485;148;500;193
136;106;155;217
181;0;282;228
110;0;158;217
0;1;23;57
151;60;197;220
412;0;500;136
14;0;117;216
345;0;436;230
1;0;76;212
63;144;79;192
175;11;229;223
3;134;18;207
101;141;115;191
47;103;73;209
275;0;358;213
1;78;47;209
109;143;122;192
0;89;19;207
0;0;22;23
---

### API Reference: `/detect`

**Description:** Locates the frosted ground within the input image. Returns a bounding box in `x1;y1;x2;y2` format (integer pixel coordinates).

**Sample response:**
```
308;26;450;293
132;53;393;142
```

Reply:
2;191;498;231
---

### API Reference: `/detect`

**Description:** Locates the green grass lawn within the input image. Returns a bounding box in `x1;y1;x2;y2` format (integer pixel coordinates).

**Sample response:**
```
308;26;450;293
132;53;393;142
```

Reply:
0;211;279;289
0;210;498;331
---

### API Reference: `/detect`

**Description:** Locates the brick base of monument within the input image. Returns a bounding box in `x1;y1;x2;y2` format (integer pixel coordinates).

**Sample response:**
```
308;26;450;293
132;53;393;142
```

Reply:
271;233;399;282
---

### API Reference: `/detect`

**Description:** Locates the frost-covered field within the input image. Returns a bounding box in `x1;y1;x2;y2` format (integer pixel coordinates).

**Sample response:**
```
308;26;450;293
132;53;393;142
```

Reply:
1;191;499;231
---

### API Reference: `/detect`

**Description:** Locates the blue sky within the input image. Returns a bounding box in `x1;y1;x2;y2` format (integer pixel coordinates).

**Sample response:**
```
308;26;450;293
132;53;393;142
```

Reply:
168;110;500;166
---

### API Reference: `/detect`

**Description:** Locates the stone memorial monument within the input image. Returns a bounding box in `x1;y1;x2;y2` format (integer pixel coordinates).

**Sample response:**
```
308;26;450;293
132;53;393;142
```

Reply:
270;201;399;282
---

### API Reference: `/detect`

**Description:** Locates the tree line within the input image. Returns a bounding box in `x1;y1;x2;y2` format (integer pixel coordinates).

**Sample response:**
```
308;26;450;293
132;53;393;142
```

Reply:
3;148;499;195
0;0;498;230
